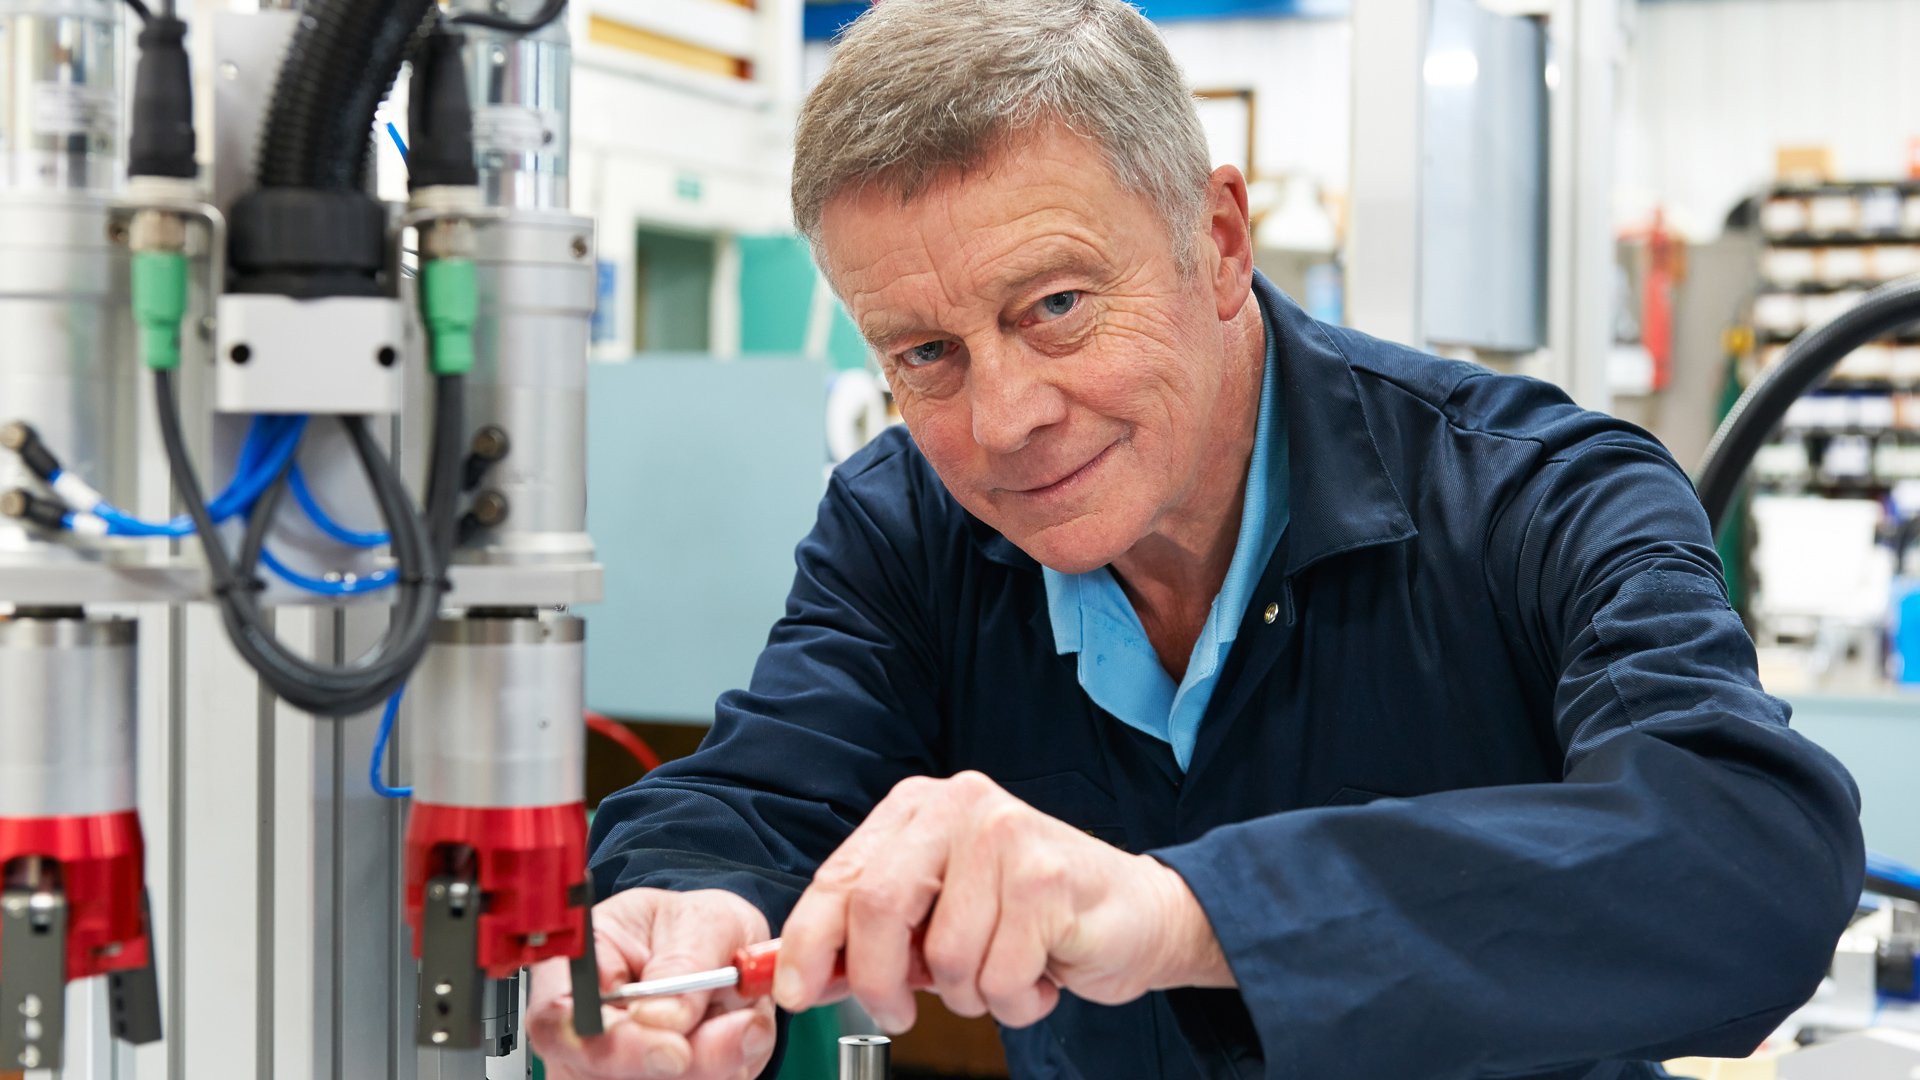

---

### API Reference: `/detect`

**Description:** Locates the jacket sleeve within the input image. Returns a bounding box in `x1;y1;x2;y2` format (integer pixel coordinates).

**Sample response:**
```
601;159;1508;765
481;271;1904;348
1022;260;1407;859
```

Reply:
587;463;944;930
1152;435;1865;1080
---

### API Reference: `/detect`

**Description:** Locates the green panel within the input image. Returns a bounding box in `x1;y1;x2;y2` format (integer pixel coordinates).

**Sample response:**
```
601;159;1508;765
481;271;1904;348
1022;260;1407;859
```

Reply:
738;234;819;356
778;1006;843;1080
636;228;714;352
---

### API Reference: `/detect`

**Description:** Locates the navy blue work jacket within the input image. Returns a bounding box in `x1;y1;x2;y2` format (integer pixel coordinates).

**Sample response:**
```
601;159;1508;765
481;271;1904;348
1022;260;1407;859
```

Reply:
590;275;1865;1080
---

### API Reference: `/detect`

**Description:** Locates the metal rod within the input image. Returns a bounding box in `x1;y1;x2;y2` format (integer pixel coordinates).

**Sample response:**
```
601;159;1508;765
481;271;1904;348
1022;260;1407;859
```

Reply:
838;1034;891;1080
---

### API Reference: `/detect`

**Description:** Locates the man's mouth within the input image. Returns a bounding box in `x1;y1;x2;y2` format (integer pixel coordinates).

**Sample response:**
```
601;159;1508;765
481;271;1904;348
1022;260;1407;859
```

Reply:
1007;441;1119;498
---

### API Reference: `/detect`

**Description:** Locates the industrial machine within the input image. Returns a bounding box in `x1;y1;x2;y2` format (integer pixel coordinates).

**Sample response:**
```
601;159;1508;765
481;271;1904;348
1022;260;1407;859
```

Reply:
0;0;608;1074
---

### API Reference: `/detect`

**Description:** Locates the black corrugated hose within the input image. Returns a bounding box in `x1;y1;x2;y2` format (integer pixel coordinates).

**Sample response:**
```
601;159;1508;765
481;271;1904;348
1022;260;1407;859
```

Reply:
1697;275;1920;534
153;0;467;715
255;0;435;190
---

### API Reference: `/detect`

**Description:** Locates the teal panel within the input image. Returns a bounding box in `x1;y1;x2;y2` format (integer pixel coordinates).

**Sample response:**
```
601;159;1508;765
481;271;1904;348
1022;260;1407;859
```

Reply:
582;356;829;723
826;302;871;372
738;235;820;355
1787;693;1920;865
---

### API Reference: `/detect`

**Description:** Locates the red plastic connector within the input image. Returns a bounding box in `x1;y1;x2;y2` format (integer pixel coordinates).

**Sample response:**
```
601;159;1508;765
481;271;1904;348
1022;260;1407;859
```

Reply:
403;802;589;978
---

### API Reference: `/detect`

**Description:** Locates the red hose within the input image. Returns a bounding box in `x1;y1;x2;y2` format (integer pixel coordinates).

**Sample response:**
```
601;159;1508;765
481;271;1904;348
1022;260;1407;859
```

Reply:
585;711;662;774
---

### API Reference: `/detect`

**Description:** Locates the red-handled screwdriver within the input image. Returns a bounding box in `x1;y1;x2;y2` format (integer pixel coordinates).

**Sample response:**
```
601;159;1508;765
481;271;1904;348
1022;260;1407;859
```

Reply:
600;931;930;1007
601;939;800;1005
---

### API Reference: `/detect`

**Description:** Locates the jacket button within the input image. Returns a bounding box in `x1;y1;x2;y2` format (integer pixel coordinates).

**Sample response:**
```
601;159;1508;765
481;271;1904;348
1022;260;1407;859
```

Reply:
1263;602;1279;624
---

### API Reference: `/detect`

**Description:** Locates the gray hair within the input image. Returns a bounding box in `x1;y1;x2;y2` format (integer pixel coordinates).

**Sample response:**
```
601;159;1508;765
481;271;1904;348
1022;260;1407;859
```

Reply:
792;0;1213;266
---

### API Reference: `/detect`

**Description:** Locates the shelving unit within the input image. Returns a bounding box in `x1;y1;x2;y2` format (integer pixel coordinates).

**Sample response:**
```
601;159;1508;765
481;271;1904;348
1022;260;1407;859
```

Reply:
1746;180;1920;496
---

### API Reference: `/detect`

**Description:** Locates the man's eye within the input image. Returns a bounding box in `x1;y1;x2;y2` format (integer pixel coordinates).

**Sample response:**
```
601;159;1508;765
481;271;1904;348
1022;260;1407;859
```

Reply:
1033;291;1080;322
902;340;949;367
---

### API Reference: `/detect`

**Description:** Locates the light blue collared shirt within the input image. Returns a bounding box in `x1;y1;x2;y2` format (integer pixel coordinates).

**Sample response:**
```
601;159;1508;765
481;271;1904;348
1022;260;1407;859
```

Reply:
1041;315;1288;771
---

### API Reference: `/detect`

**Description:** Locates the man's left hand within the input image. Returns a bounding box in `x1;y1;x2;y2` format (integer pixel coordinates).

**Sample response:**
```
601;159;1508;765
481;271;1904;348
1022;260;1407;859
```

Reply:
772;771;1233;1032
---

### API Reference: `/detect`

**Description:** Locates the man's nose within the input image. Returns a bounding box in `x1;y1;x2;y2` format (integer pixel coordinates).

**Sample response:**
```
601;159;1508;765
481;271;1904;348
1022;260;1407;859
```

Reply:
968;339;1066;455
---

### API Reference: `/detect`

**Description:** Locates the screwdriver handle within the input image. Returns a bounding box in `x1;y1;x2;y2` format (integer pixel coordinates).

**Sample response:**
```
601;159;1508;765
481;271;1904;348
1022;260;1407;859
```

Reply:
734;932;921;1000
732;938;788;999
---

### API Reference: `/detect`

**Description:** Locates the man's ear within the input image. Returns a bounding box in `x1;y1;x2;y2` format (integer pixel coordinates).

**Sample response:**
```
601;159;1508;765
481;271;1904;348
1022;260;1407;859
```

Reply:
1202;165;1255;322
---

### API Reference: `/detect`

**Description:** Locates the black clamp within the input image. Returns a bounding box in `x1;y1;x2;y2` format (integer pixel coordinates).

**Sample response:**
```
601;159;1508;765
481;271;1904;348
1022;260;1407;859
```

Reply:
568;880;605;1037
0;886;69;1072
417;872;485;1049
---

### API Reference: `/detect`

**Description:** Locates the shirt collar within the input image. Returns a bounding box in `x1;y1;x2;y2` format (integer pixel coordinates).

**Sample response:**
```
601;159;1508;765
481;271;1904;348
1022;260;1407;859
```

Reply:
1042;310;1286;655
968;270;1415;576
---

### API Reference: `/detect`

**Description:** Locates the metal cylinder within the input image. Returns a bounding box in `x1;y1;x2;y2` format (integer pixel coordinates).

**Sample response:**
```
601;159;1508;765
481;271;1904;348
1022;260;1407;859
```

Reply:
456;211;595;566
0;194;136;565
0;0;123;193
411;614;585;809
838;1035;891;1080
449;0;570;211
0;616;136;817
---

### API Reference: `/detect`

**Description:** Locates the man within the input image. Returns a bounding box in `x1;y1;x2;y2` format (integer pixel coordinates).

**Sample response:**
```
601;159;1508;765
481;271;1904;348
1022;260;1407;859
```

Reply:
529;1;1864;1077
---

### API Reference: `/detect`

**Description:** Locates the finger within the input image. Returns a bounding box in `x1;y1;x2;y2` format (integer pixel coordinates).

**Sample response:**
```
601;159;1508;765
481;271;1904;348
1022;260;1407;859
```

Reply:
588;893;659;989
549;1013;699;1080
978;851;1068;1029
528;958;638;1067
773;873;850;1015
685;999;778;1078
781;775;964;1013
777;799;923;1011
627;899;751;1036
527;957;587;1059
922;815;1003;1019
845;804;953;1032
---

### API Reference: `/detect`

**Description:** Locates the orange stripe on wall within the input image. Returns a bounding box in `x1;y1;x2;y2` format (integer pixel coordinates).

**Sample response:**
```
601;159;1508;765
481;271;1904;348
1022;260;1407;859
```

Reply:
586;14;751;79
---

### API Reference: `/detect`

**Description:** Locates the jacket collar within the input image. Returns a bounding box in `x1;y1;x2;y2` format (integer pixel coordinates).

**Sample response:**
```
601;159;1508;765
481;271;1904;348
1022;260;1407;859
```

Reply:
968;270;1416;577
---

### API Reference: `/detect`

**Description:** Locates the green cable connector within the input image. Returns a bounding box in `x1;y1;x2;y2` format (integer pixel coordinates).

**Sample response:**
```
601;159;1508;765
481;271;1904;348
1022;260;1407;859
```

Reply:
132;250;191;371
420;257;478;376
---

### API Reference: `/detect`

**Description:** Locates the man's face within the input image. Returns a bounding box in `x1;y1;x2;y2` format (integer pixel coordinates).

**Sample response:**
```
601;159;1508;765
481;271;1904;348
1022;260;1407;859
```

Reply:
818;125;1249;574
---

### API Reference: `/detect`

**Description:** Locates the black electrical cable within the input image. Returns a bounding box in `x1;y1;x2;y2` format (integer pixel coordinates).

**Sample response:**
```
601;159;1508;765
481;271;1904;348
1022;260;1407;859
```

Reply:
450;0;567;35
121;0;152;24
154;369;464;717
1697;275;1920;535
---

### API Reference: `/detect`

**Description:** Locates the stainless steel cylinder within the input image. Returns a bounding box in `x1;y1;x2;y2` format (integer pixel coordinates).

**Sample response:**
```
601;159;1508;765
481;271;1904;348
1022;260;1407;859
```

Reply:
0;0;123;193
0;193;135;566
411;614;585;809
457;211;595;566
449;0;569;211
839;1035;891;1080
0;616;136;817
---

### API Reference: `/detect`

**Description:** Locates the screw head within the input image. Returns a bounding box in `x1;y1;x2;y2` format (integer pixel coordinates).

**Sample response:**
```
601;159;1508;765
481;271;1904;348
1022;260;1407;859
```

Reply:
432;1030;450;1045
471;490;509;527
470;425;510;461
229;343;252;365
435;981;453;997
20;1045;40;1068
377;345;398;368
430;883;448;900
106;220;128;245
570;235;590;260
19;994;41;1018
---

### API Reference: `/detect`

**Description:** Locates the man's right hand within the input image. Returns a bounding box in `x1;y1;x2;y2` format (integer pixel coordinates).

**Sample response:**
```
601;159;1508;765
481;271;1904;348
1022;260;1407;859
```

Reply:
528;888;778;1080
